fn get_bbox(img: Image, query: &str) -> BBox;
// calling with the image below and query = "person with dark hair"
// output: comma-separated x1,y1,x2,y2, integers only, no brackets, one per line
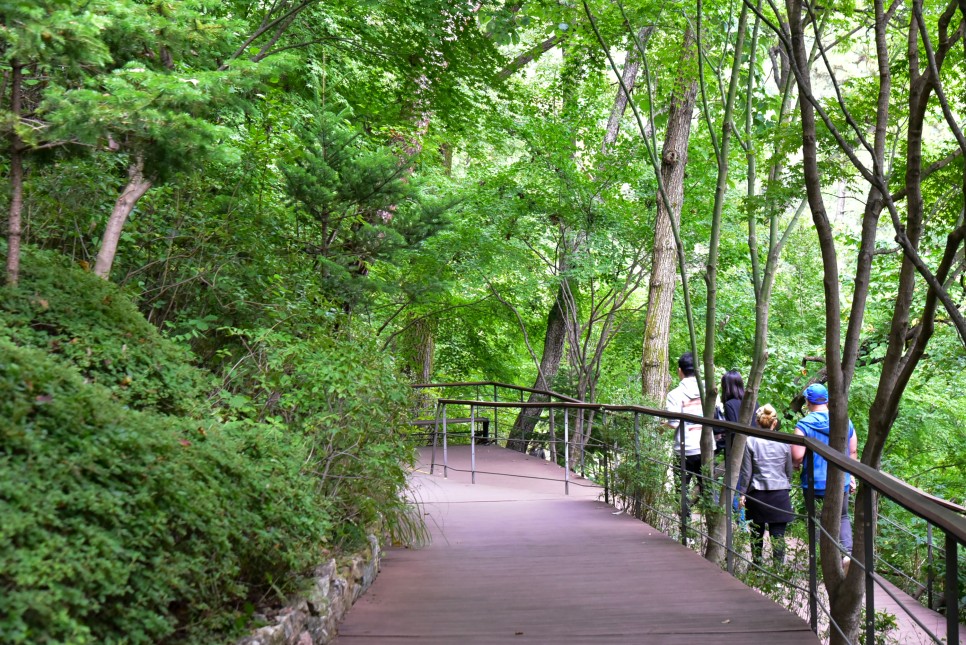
677,351,696,376
664,352,703,506
738,404,795,566
714,370,757,452
790,383,858,558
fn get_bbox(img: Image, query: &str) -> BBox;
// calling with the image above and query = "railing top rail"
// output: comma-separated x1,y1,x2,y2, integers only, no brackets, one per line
424,382,966,542
806,437,966,541
434,398,808,446
877,469,966,517
412,381,581,403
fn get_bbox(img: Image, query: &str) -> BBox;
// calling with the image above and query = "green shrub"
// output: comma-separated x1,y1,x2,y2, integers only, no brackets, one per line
0,248,210,416
217,326,420,548
0,340,330,643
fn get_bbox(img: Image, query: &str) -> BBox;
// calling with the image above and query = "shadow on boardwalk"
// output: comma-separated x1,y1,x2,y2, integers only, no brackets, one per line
335,445,816,644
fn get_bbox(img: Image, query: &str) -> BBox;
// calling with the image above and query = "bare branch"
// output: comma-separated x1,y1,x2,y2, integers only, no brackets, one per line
487,278,550,381
872,246,901,256
221,0,315,69
378,295,492,351
913,2,966,156
891,148,964,201
498,34,566,79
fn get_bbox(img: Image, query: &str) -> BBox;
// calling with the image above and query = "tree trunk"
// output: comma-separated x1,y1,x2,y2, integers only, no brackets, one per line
847,6,963,637
94,157,153,279
507,280,569,453
602,28,652,153
699,3,750,563
5,62,25,286
785,1,860,639
640,29,698,403
402,317,436,384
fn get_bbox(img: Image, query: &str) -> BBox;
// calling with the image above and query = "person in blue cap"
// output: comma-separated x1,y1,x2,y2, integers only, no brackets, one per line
790,383,858,556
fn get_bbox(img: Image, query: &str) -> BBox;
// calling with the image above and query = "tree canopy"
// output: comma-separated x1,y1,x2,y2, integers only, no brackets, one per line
2,0,964,641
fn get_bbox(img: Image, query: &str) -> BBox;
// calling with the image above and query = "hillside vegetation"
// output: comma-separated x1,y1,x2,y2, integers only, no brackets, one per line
0,250,412,642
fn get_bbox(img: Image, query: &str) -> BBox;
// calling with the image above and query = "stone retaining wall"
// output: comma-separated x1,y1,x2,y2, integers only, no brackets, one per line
237,535,381,645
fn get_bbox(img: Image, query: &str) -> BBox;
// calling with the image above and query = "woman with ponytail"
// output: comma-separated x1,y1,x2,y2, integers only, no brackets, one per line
737,404,795,566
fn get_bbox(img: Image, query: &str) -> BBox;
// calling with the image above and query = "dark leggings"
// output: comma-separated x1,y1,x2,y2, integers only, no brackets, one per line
672,455,703,517
750,522,787,566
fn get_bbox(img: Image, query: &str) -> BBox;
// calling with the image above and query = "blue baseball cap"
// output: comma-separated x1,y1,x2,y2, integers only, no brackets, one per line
804,383,828,404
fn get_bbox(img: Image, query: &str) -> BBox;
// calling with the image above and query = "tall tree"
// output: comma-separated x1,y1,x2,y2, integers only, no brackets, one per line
695,0,753,561
763,0,966,638
639,27,699,402
507,274,570,452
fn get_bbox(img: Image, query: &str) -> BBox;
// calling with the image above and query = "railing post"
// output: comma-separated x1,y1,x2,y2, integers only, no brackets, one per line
604,446,609,505
550,408,557,464
580,409,586,479
633,412,641,518
863,486,875,645
564,407,570,496
680,427,688,547
442,403,449,479
493,384,499,445
805,450,818,633
946,533,959,645
926,523,934,610
470,404,476,485
430,402,440,475
602,410,609,505
725,430,734,575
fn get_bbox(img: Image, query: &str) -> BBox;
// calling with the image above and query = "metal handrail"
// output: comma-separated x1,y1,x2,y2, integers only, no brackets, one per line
433,396,966,520
412,380,582,403
412,382,965,644
435,398,810,445
807,438,966,542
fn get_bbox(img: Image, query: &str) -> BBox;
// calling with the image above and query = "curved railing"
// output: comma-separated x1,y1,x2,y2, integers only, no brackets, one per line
408,382,965,645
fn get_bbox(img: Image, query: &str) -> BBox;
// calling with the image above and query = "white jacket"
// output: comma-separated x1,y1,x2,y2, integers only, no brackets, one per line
665,376,702,456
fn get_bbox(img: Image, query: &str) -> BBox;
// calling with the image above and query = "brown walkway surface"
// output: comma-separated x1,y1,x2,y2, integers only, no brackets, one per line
336,445,816,644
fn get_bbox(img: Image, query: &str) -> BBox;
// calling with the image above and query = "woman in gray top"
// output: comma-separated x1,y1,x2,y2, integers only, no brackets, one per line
738,405,795,566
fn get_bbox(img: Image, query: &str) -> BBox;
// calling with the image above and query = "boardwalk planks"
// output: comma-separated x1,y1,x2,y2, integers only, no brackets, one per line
336,446,816,644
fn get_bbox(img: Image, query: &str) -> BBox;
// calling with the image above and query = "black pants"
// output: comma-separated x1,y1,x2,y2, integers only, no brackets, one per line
750,521,788,565
675,454,703,515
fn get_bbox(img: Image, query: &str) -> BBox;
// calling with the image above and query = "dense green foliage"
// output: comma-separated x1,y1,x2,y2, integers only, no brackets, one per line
0,248,209,415
2,0,964,639
0,251,416,642
0,258,332,641
215,326,418,548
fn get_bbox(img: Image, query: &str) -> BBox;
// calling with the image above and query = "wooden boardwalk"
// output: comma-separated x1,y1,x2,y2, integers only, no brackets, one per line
336,445,816,644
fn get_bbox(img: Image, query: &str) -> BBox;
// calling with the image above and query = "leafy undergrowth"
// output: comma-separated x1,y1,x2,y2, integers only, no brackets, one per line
0,248,209,417
214,325,422,551
0,339,331,643
0,251,343,643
